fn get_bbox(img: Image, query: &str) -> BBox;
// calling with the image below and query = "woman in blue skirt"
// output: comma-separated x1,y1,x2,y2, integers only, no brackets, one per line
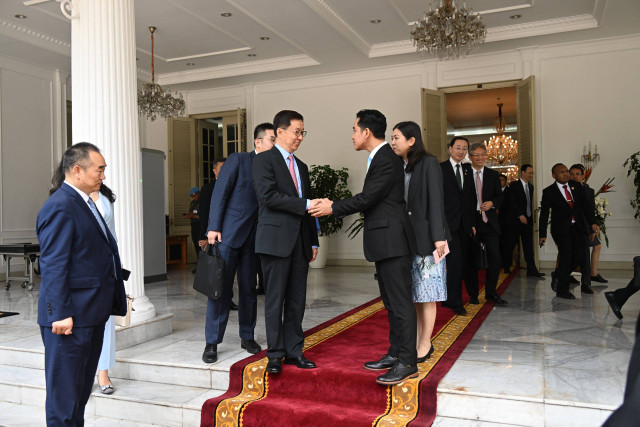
391,121,450,362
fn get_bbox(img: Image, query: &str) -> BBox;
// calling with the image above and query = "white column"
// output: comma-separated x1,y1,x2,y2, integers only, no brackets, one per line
70,0,155,323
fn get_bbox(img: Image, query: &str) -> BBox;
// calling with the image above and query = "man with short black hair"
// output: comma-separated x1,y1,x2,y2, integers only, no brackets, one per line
440,136,477,315
504,164,544,278
201,124,275,364
539,163,600,299
37,142,127,425
252,110,320,375
310,109,418,385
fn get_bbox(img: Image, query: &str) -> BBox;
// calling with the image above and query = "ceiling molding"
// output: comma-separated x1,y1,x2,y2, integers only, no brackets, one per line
592,0,607,25
226,0,317,60
302,0,370,56
0,19,70,56
166,47,252,62
487,14,598,43
369,13,599,58
161,0,252,47
157,54,320,85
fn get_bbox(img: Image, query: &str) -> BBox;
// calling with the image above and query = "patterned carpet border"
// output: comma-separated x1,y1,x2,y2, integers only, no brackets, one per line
205,268,519,426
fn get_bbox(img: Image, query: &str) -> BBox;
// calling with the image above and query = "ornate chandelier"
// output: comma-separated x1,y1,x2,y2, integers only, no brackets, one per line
485,102,518,166
137,26,185,121
411,0,487,61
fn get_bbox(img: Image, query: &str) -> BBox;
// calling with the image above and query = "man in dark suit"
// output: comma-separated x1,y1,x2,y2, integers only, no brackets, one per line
505,164,545,278
201,124,275,364
252,110,319,375
539,163,599,299
37,142,127,426
498,174,512,272
198,158,226,246
440,137,477,315
467,143,507,305
310,109,418,385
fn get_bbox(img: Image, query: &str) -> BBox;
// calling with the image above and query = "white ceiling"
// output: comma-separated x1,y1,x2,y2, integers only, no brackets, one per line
0,0,639,91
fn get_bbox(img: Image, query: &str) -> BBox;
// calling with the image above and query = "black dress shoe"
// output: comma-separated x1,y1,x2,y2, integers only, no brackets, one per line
605,291,623,319
556,291,576,300
551,271,558,293
229,301,239,311
376,362,418,385
241,339,262,354
591,274,609,283
266,358,282,374
202,344,217,364
581,285,594,294
569,276,580,284
284,355,317,369
468,297,480,305
364,354,398,371
527,272,546,278
417,344,435,363
486,295,508,306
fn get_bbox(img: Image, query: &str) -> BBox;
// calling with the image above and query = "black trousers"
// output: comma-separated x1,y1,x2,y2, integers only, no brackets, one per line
552,224,590,293
504,217,539,273
604,309,640,426
611,256,640,309
41,324,105,427
469,216,501,298
260,234,309,359
375,254,416,365
446,228,473,308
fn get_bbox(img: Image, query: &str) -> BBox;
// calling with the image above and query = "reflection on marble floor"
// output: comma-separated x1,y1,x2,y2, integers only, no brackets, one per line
1,265,638,426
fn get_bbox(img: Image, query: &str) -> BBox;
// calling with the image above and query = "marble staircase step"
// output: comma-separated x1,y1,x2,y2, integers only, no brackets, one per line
0,364,224,426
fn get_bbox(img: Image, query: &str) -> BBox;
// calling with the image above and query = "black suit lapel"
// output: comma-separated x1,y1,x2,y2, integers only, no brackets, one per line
408,159,421,205
444,160,462,193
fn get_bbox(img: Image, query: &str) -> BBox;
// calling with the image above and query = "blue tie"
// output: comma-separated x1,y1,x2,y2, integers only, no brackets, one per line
366,157,372,172
87,198,108,238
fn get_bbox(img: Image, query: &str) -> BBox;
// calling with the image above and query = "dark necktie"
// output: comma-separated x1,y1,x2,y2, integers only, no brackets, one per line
455,164,462,190
525,184,531,217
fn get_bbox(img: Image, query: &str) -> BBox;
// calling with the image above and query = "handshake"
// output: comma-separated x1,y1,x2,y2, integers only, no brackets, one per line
309,198,334,217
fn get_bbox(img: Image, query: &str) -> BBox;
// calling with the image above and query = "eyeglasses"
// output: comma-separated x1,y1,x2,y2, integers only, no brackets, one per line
282,128,307,138
469,153,487,157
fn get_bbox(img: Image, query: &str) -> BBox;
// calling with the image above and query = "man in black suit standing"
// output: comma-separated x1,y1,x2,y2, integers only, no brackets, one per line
440,137,477,315
252,110,319,375
539,163,599,299
498,174,512,272
468,143,507,305
311,109,418,385
505,164,545,278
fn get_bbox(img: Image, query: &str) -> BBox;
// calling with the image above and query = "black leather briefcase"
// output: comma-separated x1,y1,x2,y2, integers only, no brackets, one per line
193,242,225,300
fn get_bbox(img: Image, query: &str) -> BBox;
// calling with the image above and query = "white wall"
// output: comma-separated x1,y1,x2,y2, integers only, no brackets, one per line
0,56,66,272
174,34,640,265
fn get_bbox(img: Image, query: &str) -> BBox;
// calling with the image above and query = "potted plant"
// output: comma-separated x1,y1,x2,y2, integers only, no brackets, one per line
309,165,352,268
624,150,640,221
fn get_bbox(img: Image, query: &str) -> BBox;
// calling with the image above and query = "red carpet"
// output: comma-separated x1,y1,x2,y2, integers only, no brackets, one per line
202,268,518,426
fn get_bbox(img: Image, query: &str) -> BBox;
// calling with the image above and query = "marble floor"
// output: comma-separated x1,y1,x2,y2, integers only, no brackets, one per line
0,263,637,426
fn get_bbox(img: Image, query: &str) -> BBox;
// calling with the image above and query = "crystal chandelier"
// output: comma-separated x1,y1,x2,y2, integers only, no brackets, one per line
485,102,518,166
411,0,487,61
137,26,185,121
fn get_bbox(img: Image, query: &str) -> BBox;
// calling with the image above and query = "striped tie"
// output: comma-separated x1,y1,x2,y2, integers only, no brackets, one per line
87,198,108,238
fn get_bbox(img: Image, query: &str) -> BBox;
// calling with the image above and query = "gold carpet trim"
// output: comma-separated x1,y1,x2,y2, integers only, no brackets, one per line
215,300,386,426
374,272,509,427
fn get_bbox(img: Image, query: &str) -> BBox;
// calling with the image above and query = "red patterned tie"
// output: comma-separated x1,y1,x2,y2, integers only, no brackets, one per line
288,154,300,196
563,185,575,222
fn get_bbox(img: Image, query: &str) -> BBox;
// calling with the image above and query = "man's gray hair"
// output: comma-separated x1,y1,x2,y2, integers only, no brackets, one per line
469,142,487,153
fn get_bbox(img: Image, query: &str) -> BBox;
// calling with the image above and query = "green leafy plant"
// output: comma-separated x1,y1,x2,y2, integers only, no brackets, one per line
309,165,353,236
623,150,640,221
345,213,364,239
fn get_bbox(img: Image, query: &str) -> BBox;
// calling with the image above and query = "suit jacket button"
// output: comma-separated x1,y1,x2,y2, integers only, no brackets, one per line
408,211,412,216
